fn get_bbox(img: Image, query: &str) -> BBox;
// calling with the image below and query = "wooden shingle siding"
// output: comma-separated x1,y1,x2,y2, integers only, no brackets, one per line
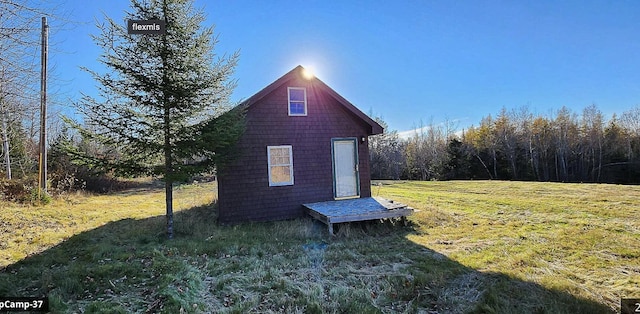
217,67,380,224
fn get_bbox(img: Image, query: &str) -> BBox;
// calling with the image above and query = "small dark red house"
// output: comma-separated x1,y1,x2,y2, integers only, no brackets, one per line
217,65,383,224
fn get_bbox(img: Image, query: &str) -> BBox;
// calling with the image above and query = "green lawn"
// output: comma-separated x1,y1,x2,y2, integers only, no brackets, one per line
375,180,640,313
1,180,637,313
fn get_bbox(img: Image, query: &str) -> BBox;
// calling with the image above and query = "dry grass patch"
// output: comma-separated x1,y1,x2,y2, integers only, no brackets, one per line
0,180,630,313
0,179,215,268
376,180,640,312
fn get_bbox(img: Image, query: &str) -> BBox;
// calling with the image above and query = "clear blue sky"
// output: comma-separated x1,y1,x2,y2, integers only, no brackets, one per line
51,0,640,134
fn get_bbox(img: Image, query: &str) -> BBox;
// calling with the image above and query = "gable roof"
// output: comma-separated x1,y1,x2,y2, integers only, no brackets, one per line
237,65,383,135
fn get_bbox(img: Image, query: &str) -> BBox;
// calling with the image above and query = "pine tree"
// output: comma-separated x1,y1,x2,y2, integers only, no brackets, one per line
68,0,243,238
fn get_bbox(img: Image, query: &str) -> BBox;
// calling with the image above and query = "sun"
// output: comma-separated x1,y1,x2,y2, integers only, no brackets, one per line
301,66,315,80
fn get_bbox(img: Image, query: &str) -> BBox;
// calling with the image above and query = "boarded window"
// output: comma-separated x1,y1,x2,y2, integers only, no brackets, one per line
288,87,307,116
267,145,294,186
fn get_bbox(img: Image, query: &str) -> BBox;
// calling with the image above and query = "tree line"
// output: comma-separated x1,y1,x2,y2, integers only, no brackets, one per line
0,1,70,184
370,104,640,184
1,0,47,181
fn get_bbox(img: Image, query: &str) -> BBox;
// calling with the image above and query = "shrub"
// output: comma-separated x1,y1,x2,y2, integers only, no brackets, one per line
29,187,52,205
0,177,35,203
49,172,86,195
49,153,133,194
0,177,51,204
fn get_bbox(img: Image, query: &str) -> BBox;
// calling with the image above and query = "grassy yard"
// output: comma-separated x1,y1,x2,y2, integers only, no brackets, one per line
0,180,638,313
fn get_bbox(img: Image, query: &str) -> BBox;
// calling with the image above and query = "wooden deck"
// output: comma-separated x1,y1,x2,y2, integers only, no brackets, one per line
303,197,413,235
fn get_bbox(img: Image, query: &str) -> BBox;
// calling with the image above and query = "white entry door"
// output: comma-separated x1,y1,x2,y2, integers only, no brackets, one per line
332,138,360,199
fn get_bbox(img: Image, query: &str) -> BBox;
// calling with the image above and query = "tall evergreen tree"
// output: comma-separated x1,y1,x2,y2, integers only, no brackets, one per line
67,0,243,238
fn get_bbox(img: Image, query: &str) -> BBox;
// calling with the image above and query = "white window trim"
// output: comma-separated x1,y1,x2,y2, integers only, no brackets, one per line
267,145,294,186
287,87,307,116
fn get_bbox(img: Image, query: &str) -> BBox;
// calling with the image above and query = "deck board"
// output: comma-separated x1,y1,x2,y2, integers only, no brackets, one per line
303,197,413,234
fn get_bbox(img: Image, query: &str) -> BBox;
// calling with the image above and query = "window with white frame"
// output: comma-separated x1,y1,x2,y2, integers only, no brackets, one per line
267,145,294,186
288,87,307,116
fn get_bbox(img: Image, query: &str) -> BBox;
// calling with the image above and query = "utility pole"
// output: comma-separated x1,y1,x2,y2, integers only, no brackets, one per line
38,16,48,192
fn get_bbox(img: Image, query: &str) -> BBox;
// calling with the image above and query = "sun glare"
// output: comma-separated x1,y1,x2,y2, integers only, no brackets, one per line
302,66,315,79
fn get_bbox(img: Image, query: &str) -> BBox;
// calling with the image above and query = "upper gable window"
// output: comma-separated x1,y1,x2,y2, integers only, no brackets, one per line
288,87,307,116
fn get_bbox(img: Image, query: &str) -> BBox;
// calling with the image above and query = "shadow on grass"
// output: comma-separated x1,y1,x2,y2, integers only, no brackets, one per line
0,204,613,313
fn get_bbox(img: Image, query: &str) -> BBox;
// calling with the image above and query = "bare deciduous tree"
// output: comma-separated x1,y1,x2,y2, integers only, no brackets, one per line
0,0,67,180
